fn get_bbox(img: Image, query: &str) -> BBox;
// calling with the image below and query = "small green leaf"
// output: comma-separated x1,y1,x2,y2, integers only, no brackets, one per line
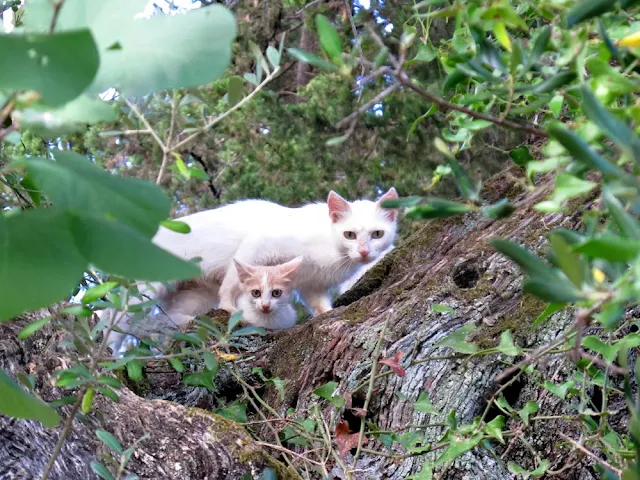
168,358,184,373
582,336,619,363
573,236,640,263
81,387,94,414
406,199,475,219
484,415,505,443
313,381,345,408
519,71,576,95
0,371,60,427
315,15,342,64
566,0,614,28
543,379,575,399
548,232,585,288
415,392,439,415
509,145,534,166
490,239,553,279
216,401,247,423
517,401,539,425
127,361,143,382
435,323,478,354
432,304,455,313
227,75,244,107
203,351,218,372
160,219,191,234
482,199,515,220
96,386,120,403
17,316,52,339
549,95,563,118
525,26,551,73
82,281,119,304
96,429,123,454
532,303,564,328
497,330,521,356
405,43,437,66
90,461,115,480
266,46,280,69
230,326,267,337
434,432,483,466
508,459,550,478
287,48,338,72
603,190,640,240
326,135,347,146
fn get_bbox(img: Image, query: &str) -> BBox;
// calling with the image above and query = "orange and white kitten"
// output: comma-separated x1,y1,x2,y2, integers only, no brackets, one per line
234,256,302,329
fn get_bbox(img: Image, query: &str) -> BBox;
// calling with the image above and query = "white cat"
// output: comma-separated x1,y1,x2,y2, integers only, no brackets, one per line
215,188,399,315
338,244,395,295
234,256,302,329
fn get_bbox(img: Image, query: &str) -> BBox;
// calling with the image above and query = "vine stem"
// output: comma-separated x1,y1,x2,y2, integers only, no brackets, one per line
351,315,389,470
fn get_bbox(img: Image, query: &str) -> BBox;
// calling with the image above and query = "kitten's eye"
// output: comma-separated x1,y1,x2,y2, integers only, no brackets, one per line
272,289,283,298
251,289,261,298
343,231,357,240
371,230,385,239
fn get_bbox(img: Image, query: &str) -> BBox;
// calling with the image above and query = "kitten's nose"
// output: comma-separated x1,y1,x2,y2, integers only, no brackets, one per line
358,248,370,260
260,305,271,313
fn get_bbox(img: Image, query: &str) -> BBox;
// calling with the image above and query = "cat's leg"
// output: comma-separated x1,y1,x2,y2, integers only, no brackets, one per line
219,264,242,313
299,289,333,316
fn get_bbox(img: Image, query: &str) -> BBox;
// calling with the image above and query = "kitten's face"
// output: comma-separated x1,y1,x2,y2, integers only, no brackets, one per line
234,257,302,314
327,188,398,264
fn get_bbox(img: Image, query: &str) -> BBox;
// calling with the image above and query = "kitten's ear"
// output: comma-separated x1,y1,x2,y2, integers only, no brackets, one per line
376,187,399,222
278,256,303,283
234,259,256,283
327,191,351,223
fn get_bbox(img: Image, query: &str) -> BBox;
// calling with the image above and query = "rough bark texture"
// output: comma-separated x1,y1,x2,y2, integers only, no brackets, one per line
1,167,625,479
0,312,293,480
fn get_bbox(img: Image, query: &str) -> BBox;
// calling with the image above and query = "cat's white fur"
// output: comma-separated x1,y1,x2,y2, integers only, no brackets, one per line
234,256,302,329
338,244,395,295
215,189,399,315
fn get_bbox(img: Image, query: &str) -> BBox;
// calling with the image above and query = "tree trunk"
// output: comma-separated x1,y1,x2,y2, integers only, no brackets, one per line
1,167,619,479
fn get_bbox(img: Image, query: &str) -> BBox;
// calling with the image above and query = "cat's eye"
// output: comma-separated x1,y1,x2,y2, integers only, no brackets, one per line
272,289,283,298
371,230,385,239
251,289,261,298
343,231,357,240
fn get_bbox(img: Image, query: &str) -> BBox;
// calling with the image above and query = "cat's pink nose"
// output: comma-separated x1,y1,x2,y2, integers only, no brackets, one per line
358,249,370,260
260,305,271,313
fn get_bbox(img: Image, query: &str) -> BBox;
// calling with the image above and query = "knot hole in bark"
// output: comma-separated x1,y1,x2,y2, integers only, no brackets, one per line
451,258,485,289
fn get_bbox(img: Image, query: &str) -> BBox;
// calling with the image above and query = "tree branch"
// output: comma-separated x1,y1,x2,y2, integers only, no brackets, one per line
336,84,398,129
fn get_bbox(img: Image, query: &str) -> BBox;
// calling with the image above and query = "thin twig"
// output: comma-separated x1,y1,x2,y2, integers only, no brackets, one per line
255,442,323,466
336,84,398,129
156,90,180,185
558,433,623,477
49,0,64,34
124,99,167,152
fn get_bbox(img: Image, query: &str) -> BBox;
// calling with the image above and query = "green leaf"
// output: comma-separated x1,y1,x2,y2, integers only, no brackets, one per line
27,151,171,237
0,29,99,107
0,370,60,427
508,459,550,478
82,281,119,304
517,401,539,425
230,326,267,337
406,199,475,219
17,316,52,339
581,86,640,166
126,360,143,382
313,381,345,408
315,15,342,64
266,46,281,69
168,358,184,373
553,173,597,203
405,43,437,67
19,174,42,207
524,26,551,73
203,351,218,372
326,135,347,146
480,3,527,30
432,304,455,313
96,429,123,454
227,76,244,108
582,336,619,363
96,386,120,403
14,95,116,137
183,367,218,391
532,303,564,328
484,415,505,443
46,2,237,97
415,392,439,415
0,208,86,320
227,310,244,333
434,433,483,466
549,95,564,118
160,219,191,235
543,379,575,399
523,278,581,303
216,401,247,423
81,387,94,414
547,123,625,179
482,199,515,220
566,0,614,28
435,323,478,354
603,190,640,240
497,330,521,356
509,145,534,166
573,236,640,263
490,239,553,279
287,48,338,72
520,71,576,95
70,214,200,281
90,461,115,480
441,152,479,202
548,232,585,288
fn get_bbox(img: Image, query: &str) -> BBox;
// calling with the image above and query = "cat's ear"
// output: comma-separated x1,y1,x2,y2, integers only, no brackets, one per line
277,256,303,283
376,187,399,222
328,191,351,223
234,259,256,283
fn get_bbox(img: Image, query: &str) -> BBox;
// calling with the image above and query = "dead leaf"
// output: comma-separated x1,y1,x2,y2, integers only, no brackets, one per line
379,350,406,377
335,420,368,458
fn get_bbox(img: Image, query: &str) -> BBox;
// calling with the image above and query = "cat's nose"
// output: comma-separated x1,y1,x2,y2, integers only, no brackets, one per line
358,248,370,260
260,304,271,313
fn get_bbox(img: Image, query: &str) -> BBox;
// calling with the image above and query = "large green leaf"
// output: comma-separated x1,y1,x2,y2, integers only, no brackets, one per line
573,236,640,263
69,215,200,281
27,151,171,237
0,208,86,320
315,14,343,65
14,95,116,138
434,323,478,354
603,189,640,240
26,0,237,97
0,370,60,427
0,29,99,106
